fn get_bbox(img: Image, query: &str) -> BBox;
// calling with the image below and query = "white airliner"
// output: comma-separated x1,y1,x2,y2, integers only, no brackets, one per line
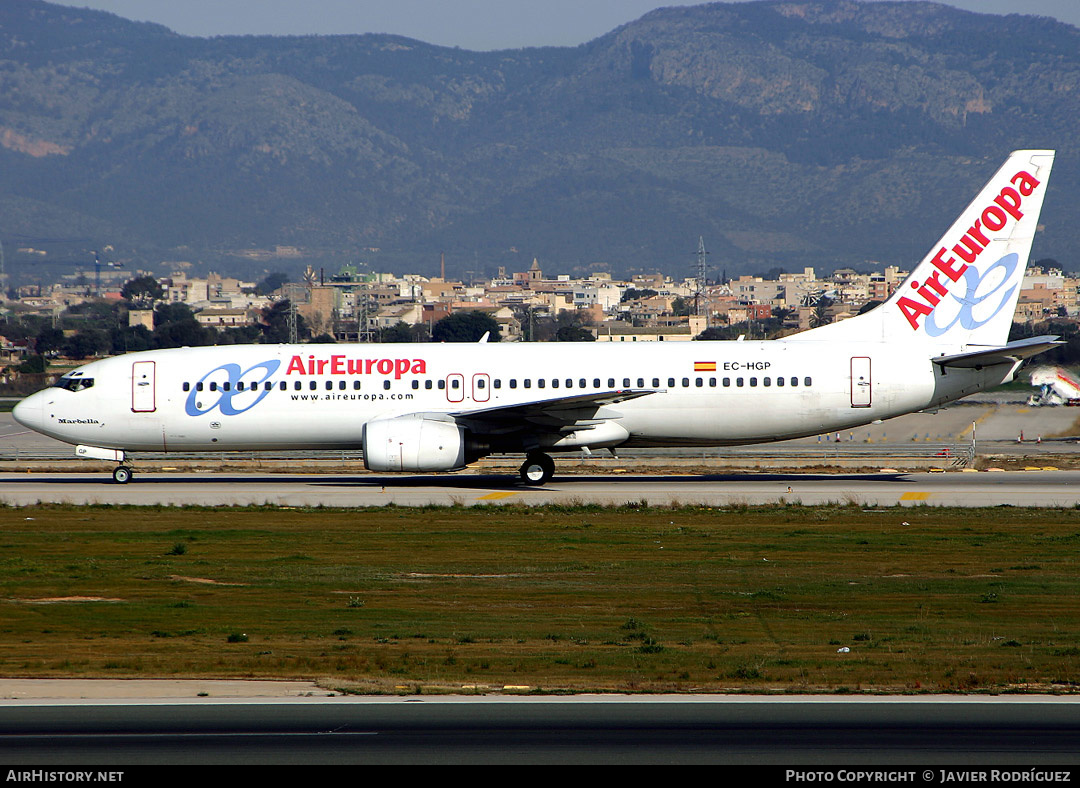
13,149,1059,485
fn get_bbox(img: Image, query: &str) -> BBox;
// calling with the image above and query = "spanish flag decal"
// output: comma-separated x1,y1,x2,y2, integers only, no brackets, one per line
694,361,716,372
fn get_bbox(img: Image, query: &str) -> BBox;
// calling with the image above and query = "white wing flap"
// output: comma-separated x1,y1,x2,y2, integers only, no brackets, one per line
451,389,657,432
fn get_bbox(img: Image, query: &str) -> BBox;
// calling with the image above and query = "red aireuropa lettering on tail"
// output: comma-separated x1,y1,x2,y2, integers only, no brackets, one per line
895,169,1040,331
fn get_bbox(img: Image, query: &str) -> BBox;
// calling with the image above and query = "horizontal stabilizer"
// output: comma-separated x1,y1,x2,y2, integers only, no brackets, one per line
931,335,1061,369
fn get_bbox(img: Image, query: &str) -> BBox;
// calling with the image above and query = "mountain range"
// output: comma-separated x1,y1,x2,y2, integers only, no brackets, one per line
0,0,1078,284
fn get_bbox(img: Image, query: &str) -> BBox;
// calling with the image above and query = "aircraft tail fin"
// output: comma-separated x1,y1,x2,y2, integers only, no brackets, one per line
788,149,1055,347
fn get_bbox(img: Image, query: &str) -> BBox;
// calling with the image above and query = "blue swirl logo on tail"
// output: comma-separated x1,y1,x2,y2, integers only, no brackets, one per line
924,253,1019,338
185,360,280,416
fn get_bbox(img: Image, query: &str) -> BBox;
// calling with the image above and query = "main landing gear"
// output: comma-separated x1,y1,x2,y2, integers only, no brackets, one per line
518,452,554,486
112,465,134,484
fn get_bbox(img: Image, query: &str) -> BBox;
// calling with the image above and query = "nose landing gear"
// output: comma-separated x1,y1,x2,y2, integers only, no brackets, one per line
112,465,133,484
518,452,554,485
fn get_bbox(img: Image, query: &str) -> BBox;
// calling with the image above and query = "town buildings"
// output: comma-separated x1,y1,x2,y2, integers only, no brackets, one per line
4,258,1080,362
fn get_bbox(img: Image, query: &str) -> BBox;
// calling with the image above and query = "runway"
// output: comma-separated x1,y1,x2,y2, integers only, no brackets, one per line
1,468,1079,507
3,692,1080,764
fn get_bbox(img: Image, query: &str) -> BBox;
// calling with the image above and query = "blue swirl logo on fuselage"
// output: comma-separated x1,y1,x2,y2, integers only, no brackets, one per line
185,360,280,417
924,253,1019,338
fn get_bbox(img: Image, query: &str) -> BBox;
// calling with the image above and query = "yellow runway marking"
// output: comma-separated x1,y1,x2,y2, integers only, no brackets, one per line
477,492,519,501
900,492,930,501
958,407,995,439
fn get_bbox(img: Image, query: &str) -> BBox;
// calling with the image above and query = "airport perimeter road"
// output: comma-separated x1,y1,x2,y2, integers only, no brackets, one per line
0,469,1078,507
2,694,1080,764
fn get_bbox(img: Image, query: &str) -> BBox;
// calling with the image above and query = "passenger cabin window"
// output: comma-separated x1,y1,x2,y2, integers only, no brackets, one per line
383,380,391,390
182,382,190,392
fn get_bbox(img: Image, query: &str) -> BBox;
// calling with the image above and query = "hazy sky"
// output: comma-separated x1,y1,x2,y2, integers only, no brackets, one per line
51,1,1080,50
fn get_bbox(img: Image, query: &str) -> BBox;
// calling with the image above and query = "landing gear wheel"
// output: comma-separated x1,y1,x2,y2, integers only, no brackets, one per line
519,452,554,486
112,465,133,484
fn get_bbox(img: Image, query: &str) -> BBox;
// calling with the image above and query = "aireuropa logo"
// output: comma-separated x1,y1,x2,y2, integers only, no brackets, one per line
185,360,280,417
897,168,1040,332
923,252,1019,338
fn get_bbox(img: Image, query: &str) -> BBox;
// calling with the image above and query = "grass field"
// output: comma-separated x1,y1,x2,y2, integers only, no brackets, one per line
3,503,1080,694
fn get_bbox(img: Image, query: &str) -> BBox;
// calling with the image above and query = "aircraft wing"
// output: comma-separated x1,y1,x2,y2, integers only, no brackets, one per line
450,389,658,433
931,336,1062,369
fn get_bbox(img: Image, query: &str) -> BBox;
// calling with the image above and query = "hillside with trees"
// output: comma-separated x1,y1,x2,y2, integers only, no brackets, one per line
0,0,1078,283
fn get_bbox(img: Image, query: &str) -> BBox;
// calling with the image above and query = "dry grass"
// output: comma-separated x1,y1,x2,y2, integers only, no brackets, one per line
2,503,1080,694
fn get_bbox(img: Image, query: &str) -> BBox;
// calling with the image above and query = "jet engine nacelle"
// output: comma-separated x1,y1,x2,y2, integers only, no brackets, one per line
362,414,470,472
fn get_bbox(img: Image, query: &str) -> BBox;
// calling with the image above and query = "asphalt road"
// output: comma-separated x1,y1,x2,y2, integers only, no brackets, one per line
3,695,1080,765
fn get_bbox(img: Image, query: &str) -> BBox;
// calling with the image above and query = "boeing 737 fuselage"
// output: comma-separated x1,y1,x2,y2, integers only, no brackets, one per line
13,150,1060,484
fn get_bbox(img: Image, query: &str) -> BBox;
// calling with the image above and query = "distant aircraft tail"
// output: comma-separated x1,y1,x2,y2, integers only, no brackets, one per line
788,149,1055,348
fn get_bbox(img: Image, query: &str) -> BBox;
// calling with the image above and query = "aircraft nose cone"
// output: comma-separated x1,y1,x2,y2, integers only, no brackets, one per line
12,392,43,430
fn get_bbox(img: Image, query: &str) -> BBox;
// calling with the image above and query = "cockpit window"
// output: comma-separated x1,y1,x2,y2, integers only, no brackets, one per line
53,377,94,392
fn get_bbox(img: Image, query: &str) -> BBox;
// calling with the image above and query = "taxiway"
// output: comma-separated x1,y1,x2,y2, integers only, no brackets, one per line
0,468,1078,507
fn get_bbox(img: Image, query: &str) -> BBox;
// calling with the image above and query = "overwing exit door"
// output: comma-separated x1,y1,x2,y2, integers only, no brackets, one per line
472,373,490,403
